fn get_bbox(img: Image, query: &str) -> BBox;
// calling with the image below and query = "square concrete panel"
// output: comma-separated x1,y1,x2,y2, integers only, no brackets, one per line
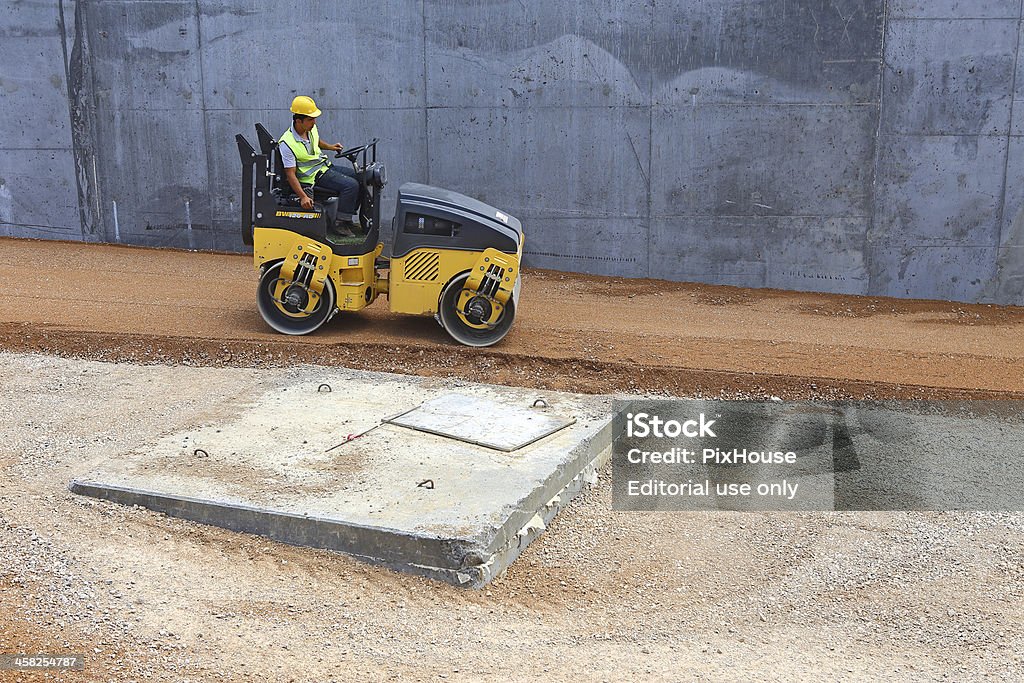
881,19,1017,136
993,138,1024,303
520,217,649,278
998,136,1024,249
388,393,575,452
991,246,1024,303
198,0,425,111
651,0,883,106
87,0,204,112
873,134,1005,246
425,0,652,108
887,1,1020,19
1010,22,1024,137
650,216,870,295
0,34,73,148
201,108,280,242
651,105,876,218
70,368,612,587
427,106,650,221
91,109,210,245
866,244,997,302
0,150,81,239
649,217,769,288
762,217,870,295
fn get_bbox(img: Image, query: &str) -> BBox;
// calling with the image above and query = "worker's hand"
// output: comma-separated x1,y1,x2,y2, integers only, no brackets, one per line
330,143,343,152
300,194,314,210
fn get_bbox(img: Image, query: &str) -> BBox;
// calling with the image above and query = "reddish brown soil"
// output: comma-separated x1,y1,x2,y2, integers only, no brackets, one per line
2,237,1023,680
2,237,1021,399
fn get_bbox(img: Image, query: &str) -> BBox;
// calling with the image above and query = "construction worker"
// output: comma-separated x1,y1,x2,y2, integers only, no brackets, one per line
279,95,359,225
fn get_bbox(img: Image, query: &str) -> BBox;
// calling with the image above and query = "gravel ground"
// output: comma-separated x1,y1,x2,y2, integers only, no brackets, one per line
2,352,1023,681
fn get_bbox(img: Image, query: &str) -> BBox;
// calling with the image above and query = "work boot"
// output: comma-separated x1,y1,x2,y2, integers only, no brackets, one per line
330,218,359,239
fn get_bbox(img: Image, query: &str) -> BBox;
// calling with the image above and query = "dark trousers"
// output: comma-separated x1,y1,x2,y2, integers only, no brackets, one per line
312,164,359,215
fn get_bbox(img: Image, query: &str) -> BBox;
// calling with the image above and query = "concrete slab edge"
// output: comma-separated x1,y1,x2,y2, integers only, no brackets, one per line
67,480,477,583
466,441,613,588
478,418,614,558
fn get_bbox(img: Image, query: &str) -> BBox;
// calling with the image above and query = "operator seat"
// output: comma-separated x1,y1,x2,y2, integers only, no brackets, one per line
253,123,338,218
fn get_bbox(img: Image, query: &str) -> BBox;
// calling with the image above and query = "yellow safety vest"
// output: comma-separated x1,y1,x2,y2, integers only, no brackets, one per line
279,125,329,184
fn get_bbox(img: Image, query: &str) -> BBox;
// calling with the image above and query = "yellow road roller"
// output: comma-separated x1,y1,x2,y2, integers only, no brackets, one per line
235,124,522,347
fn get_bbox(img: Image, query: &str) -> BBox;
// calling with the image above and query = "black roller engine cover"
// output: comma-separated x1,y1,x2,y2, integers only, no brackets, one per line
392,183,522,258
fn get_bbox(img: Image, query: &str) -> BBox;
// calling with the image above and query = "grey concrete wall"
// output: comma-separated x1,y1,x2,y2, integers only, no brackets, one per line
2,0,1023,304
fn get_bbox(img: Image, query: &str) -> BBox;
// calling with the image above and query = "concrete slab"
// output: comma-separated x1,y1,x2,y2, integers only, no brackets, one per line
880,18,1017,136
425,0,652,108
651,104,876,219
86,0,204,114
426,105,651,222
651,1,883,106
198,0,426,111
871,133,1005,246
387,393,576,452
520,217,649,278
649,216,870,295
0,31,74,148
1012,21,1024,137
888,0,1019,19
89,108,211,247
70,369,612,588
0,150,82,239
866,243,998,302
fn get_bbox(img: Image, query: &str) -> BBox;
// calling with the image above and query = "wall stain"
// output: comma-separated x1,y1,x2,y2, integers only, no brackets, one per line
58,0,100,239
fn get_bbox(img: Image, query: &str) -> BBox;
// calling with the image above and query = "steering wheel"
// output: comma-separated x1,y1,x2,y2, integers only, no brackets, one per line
335,144,368,160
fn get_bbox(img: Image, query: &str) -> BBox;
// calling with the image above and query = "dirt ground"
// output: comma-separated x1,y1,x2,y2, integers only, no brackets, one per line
1,237,1023,682
1,238,1022,400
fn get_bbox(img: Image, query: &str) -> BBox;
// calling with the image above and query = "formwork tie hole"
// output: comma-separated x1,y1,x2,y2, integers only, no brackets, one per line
318,384,332,393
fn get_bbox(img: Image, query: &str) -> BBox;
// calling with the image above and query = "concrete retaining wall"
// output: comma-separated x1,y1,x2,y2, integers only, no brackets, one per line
3,0,1023,304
